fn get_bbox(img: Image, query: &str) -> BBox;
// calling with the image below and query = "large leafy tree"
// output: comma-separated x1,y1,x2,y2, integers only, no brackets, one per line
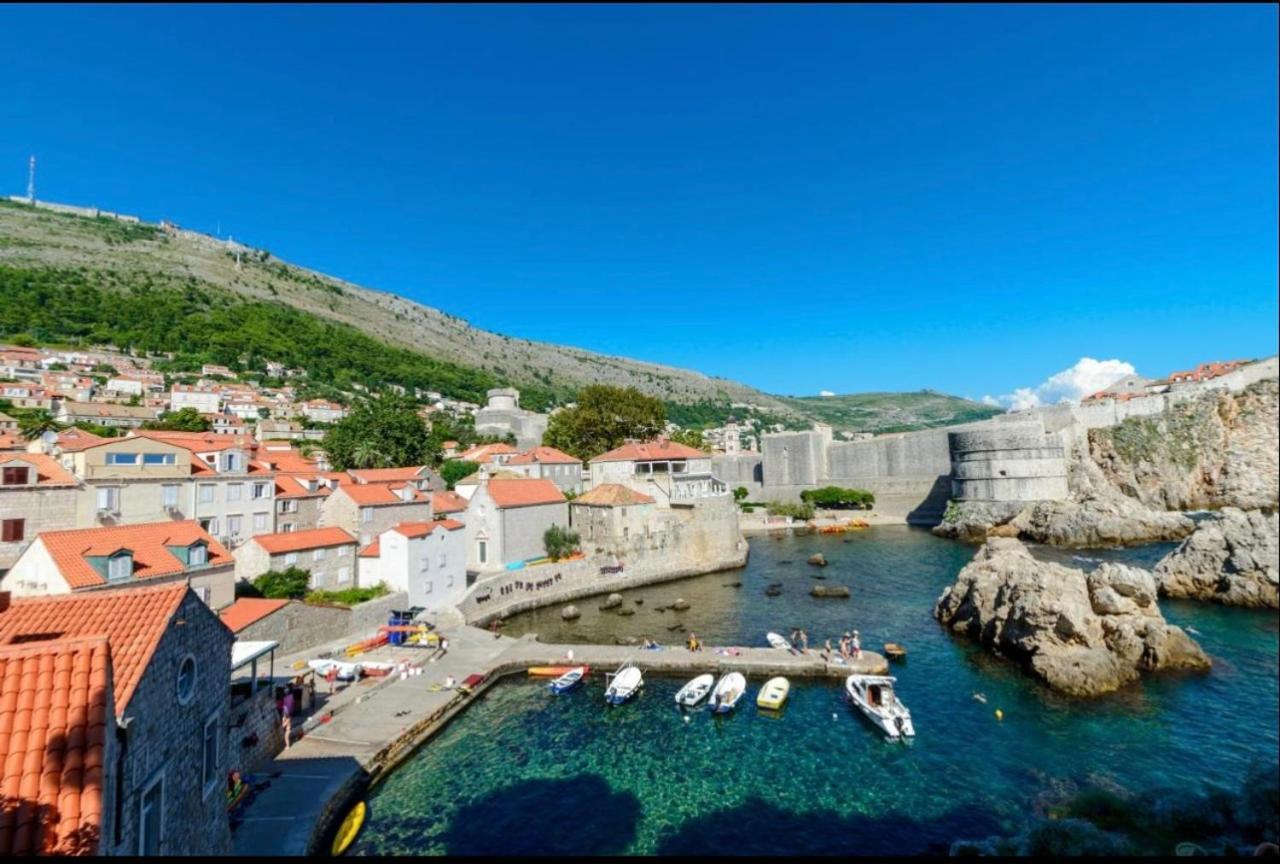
323,392,429,471
543,385,666,461
439,459,480,490
142,407,210,432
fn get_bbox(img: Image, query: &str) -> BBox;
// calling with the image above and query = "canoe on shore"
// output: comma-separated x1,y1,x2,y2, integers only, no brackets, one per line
330,800,367,856
528,665,590,677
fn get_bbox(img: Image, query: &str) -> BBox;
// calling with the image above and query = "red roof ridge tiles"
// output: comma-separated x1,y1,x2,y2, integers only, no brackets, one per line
251,527,356,555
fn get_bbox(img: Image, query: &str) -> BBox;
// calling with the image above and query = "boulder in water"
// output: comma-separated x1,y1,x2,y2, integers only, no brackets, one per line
670,598,690,611
810,585,850,598
601,593,624,610
560,605,581,621
807,553,828,567
1154,508,1278,608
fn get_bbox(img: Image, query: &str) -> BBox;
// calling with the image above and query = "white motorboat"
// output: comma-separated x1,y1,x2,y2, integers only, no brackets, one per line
605,664,643,706
766,632,792,651
674,673,715,707
708,672,747,714
548,666,587,694
307,658,361,680
845,674,915,739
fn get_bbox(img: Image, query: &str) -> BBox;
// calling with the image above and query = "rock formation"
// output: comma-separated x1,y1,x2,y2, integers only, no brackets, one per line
1154,508,1279,609
810,585,850,598
560,604,581,621
600,593,623,610
807,553,828,567
934,538,1210,696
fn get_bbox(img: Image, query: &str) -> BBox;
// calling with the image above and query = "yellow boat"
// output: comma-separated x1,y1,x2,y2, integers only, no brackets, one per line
331,800,367,856
756,676,790,710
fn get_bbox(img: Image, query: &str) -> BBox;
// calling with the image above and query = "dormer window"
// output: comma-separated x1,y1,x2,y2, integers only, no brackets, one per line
225,453,241,472
1,465,31,486
189,542,208,566
107,551,133,582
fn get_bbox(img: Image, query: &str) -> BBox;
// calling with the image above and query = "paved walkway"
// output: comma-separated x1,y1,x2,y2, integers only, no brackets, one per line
230,625,888,855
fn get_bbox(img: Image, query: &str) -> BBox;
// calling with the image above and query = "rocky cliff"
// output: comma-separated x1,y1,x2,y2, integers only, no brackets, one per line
934,538,1210,697
1154,508,1279,609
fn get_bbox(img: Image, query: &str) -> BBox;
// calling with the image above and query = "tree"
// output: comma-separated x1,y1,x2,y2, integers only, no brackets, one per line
143,407,210,432
543,524,581,561
543,385,666,461
17,409,61,441
252,567,312,599
322,392,429,471
440,459,480,490
669,427,708,452
733,486,749,504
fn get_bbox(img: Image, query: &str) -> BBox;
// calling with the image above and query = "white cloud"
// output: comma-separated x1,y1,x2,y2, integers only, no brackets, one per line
819,390,836,397
983,358,1137,411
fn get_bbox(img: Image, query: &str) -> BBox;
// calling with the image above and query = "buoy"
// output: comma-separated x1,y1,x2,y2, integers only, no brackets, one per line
832,713,838,720
995,708,1004,721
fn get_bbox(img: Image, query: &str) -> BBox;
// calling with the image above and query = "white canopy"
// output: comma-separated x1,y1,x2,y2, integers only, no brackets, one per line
231,640,279,670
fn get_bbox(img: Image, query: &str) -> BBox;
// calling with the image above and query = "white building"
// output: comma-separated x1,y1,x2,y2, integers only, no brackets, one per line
588,438,725,504
169,385,222,414
464,477,568,572
358,519,467,611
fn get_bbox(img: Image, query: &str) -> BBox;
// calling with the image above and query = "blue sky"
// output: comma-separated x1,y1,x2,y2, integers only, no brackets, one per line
2,4,1275,402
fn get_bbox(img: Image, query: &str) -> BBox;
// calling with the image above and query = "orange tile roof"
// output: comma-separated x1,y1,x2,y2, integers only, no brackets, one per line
0,635,111,856
572,483,656,506
390,519,465,539
456,442,518,464
274,474,340,499
218,598,290,633
506,446,580,466
0,453,77,487
348,466,428,484
357,540,380,558
129,429,253,453
590,439,707,463
339,482,427,507
54,428,109,452
251,527,356,555
36,521,233,590
486,478,566,509
431,491,468,514
258,448,317,473
0,432,22,451
0,582,190,711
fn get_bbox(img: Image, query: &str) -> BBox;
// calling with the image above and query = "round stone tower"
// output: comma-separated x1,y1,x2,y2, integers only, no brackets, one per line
486,388,519,411
948,422,1069,502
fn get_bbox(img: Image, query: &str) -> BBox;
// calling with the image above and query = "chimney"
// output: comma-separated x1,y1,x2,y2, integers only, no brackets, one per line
0,591,10,614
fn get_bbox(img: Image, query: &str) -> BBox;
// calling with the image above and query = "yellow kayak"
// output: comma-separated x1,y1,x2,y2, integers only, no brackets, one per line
756,676,790,710
331,800,366,856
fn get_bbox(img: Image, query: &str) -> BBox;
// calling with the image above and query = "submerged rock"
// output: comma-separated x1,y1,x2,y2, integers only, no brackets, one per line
1154,508,1279,608
560,605,581,621
810,585,850,598
807,553,828,567
670,598,690,611
933,537,1210,697
600,593,624,610
617,607,636,617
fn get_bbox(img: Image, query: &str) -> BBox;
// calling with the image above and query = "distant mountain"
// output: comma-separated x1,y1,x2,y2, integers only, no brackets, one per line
0,198,1001,432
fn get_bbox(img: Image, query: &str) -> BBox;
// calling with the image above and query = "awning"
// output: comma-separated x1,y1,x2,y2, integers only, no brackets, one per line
231,640,279,670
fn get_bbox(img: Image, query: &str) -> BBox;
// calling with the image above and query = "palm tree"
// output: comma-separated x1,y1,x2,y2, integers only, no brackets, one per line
17,409,61,441
351,439,387,469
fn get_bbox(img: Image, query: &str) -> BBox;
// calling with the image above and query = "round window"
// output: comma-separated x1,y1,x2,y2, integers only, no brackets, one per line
177,655,197,705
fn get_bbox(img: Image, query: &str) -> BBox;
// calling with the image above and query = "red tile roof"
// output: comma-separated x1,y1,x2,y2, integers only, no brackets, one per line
0,582,190,711
0,453,77,487
431,491,468,514
129,429,251,453
251,527,356,555
348,466,428,484
218,598,290,633
455,442,518,464
506,446,580,466
590,439,707,463
257,448,318,473
390,520,465,539
36,521,233,590
54,428,109,453
0,636,111,856
486,478,566,509
339,482,427,507
572,484,656,506
357,540,380,558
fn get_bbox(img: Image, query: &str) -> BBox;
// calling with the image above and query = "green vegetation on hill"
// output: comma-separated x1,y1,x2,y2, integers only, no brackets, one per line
777,390,1002,434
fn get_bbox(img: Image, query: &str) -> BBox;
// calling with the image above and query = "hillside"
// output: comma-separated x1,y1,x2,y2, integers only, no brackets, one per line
777,391,1002,434
0,198,1002,432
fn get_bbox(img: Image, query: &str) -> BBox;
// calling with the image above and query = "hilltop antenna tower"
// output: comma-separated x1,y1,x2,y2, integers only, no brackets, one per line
26,155,36,203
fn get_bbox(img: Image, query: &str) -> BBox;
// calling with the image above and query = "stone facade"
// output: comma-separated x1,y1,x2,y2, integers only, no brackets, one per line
234,532,359,590
0,457,77,572
948,422,1069,502
464,484,569,572
473,388,548,450
233,592,409,657
320,486,431,547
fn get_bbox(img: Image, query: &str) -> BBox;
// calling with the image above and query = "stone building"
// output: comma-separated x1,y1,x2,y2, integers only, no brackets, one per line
947,423,1070,503
1,520,236,610
0,452,78,574
503,445,584,494
234,526,358,589
320,481,431,547
570,484,656,547
0,583,238,855
464,477,568,572
473,388,548,450
272,473,340,533
589,439,726,504
357,519,466,610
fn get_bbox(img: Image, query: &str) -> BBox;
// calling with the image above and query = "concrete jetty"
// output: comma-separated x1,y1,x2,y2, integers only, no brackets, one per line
230,625,889,856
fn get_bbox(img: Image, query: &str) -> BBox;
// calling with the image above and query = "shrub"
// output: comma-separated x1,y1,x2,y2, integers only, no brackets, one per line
252,566,312,599
800,486,876,510
305,583,389,606
765,501,814,520
440,459,480,490
544,524,581,561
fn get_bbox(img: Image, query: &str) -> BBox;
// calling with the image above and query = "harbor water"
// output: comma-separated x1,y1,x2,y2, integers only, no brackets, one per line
350,527,1279,855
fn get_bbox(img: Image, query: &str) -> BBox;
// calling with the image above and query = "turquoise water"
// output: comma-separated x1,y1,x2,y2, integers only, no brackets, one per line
352,528,1279,855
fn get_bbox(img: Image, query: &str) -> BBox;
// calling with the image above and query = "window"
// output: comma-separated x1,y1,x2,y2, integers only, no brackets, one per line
96,486,119,511
194,585,211,605
227,515,242,537
227,483,243,502
314,546,326,561
139,773,163,856
254,512,268,531
280,499,298,514
477,540,487,565
189,543,208,566
225,453,241,472
281,524,295,533
252,483,269,500
198,484,215,503
1,519,24,542
107,553,132,581
337,566,350,584
207,517,219,536
285,552,297,566
1,466,30,485
105,452,138,465
177,654,197,705
202,713,220,797
162,484,180,508
143,452,176,465
361,507,374,524
423,580,433,594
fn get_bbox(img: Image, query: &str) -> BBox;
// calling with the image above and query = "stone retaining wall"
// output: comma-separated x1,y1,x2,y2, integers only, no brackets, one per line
236,592,409,656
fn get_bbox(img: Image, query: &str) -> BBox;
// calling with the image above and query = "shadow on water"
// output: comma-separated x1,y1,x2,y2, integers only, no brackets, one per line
653,796,1002,856
435,774,641,855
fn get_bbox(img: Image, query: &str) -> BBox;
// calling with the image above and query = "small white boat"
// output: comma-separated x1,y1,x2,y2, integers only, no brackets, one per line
674,673,715,707
709,672,747,714
605,665,643,706
307,658,360,680
548,666,587,694
845,674,915,740
766,632,792,651
756,676,790,710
